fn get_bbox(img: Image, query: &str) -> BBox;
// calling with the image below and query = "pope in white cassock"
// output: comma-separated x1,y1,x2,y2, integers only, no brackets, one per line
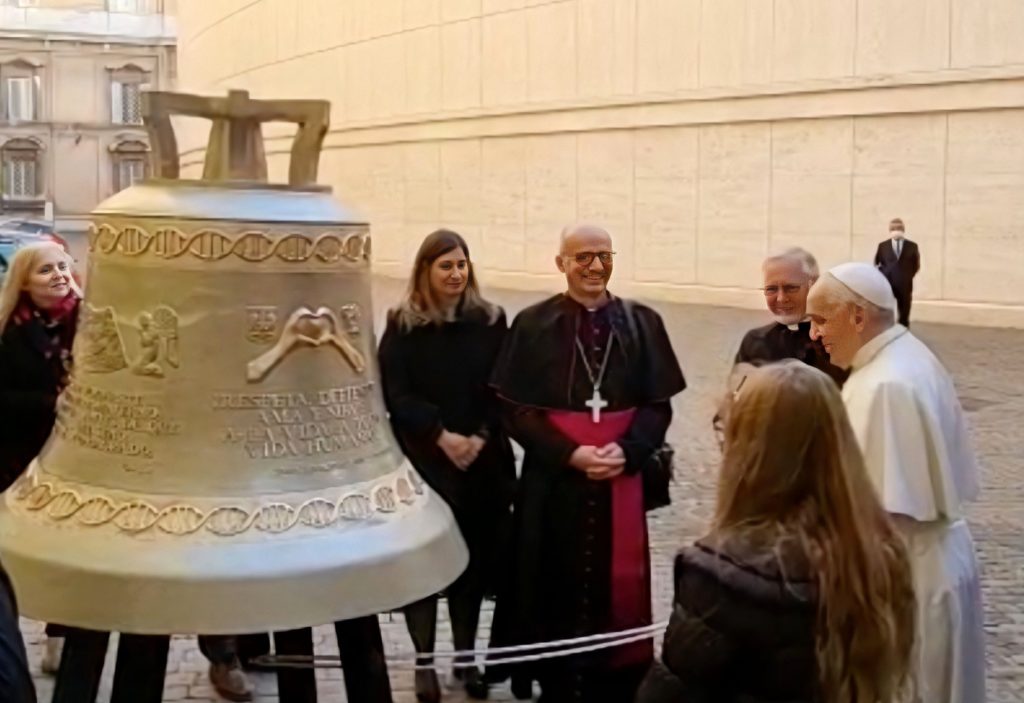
806,262,986,703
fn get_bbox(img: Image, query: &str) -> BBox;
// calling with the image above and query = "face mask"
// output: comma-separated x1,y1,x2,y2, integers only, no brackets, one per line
891,231,904,239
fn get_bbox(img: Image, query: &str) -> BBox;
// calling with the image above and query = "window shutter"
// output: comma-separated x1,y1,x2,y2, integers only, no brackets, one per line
124,82,141,124
32,73,40,121
1,160,11,198
6,77,33,122
24,156,37,197
2,79,11,122
111,80,124,124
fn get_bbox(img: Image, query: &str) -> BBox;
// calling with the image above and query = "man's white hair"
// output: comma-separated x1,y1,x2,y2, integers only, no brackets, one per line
812,274,896,326
763,246,819,279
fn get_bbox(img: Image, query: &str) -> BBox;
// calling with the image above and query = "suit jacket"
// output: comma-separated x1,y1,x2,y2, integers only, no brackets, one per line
874,238,920,296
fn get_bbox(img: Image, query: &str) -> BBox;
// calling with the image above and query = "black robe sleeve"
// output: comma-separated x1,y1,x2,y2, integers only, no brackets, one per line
619,400,673,475
475,310,509,440
501,401,577,472
734,328,759,365
377,315,444,444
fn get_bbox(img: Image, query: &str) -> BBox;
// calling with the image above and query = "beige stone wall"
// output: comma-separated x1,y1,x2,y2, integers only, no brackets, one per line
176,0,1024,327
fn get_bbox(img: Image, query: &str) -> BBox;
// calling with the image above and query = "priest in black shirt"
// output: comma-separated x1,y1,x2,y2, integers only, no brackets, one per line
491,224,685,703
736,247,847,387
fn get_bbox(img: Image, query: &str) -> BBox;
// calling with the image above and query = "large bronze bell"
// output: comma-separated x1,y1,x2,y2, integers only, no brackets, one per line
0,91,467,634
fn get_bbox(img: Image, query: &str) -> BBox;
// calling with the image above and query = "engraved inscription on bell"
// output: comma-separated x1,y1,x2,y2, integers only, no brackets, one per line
54,384,181,459
339,303,361,336
215,382,382,466
246,305,278,344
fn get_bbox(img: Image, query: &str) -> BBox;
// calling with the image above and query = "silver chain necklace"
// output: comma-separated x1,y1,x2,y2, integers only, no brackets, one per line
575,330,615,423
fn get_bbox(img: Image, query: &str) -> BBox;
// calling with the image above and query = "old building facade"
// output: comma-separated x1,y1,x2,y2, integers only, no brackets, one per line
0,0,175,234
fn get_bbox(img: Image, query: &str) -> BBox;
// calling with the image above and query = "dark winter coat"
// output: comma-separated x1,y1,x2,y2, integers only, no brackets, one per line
636,531,820,703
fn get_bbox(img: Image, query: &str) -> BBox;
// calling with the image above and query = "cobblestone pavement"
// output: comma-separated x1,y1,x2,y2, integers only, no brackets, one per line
19,277,1024,702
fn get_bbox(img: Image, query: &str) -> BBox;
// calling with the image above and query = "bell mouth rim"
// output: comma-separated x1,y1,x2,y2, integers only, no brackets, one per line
118,178,333,194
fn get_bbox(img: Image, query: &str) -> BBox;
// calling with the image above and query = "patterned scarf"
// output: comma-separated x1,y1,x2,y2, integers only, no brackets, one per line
11,292,80,390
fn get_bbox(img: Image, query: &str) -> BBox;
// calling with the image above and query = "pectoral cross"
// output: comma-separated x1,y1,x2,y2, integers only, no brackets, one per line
586,388,608,423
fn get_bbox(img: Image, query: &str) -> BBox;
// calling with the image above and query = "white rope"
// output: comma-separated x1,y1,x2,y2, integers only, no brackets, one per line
256,621,668,671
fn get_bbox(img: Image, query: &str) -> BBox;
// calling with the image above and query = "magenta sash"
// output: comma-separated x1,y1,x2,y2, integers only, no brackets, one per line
547,408,653,668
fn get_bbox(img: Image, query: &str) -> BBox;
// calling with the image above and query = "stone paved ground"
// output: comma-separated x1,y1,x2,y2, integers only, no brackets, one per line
19,277,1024,702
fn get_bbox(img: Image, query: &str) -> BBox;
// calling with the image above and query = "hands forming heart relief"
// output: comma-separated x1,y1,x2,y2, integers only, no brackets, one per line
246,306,366,382
290,307,338,346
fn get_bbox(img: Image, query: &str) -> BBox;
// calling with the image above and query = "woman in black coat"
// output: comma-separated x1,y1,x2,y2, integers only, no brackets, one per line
636,362,915,703
0,241,81,682
379,229,515,702
0,242,79,492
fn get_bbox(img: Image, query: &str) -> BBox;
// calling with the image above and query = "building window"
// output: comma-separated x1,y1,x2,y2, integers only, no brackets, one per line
1,139,41,201
107,0,159,13
112,140,148,192
110,67,150,125
1,62,39,123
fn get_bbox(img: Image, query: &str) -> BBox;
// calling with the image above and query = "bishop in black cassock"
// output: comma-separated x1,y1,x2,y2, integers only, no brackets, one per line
490,224,685,703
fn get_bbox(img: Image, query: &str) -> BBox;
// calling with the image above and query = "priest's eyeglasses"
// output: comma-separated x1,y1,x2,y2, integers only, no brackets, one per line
567,251,615,266
762,284,804,296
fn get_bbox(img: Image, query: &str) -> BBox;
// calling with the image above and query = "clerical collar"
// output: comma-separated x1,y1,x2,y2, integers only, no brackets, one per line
783,319,810,332
850,324,908,371
563,290,612,312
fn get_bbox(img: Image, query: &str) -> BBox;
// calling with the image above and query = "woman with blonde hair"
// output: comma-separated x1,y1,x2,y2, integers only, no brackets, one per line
637,361,915,703
0,240,81,678
0,241,81,489
379,229,515,701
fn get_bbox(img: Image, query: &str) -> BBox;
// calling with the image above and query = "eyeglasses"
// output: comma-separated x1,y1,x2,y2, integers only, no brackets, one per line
762,284,804,297
713,375,747,452
566,251,615,266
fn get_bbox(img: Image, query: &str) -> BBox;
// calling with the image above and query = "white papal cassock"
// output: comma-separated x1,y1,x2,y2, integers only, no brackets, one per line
843,324,986,703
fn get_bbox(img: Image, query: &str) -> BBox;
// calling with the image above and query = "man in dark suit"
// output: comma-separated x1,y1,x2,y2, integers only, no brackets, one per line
874,217,920,326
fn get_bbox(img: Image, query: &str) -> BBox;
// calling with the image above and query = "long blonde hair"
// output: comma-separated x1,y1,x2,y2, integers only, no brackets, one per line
393,229,498,330
0,241,81,333
715,361,915,703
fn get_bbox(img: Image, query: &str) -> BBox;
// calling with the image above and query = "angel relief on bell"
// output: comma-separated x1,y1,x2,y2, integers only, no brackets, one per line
130,306,180,378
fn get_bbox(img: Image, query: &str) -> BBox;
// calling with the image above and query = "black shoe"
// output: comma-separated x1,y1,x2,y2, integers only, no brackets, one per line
511,673,533,700
415,669,441,703
463,666,490,699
